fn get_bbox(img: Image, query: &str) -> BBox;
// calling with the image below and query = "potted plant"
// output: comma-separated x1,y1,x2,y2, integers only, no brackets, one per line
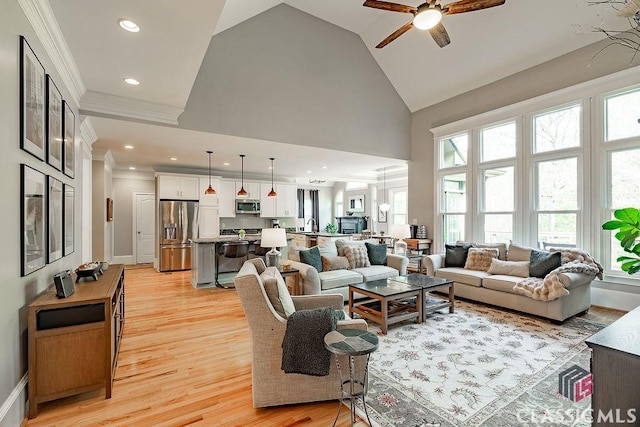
602,207,640,274
325,223,338,234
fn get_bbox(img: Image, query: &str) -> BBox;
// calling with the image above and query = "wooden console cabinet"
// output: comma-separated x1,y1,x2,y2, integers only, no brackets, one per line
28,264,125,418
585,306,640,426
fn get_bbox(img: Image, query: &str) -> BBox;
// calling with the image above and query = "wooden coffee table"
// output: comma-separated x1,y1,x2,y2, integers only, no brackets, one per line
349,280,423,334
389,274,454,321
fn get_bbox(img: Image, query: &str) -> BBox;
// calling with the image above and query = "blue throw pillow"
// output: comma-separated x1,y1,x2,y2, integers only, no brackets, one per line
445,244,472,267
529,249,562,278
299,246,323,272
365,242,387,265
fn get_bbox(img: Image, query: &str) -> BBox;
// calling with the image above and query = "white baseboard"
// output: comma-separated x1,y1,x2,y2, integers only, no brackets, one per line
0,373,27,423
591,287,640,311
112,255,134,265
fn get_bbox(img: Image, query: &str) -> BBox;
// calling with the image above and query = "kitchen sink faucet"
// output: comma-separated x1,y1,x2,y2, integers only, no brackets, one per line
307,218,318,233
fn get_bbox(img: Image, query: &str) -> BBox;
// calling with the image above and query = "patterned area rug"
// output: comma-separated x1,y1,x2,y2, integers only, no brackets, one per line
358,301,607,427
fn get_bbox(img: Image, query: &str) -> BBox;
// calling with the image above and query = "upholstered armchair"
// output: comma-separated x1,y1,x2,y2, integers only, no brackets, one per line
234,259,368,408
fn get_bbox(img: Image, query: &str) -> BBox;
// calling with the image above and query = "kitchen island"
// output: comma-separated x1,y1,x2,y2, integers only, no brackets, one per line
190,235,291,288
287,232,351,248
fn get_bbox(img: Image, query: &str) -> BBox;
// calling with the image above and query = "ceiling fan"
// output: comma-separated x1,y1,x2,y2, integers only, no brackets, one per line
363,0,506,48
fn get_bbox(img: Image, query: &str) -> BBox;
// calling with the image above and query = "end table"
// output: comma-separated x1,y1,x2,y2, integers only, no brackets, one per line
324,329,379,426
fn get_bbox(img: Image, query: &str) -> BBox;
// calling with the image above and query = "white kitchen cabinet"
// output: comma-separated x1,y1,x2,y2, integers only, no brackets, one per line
218,180,236,218
198,206,220,238
235,181,260,199
260,183,277,217
276,184,297,218
199,177,220,206
158,175,200,200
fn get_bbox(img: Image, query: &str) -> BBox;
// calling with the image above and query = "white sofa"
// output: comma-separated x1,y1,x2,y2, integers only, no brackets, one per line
287,239,409,300
423,243,598,322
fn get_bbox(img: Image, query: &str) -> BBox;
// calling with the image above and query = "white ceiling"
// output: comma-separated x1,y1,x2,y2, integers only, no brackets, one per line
47,0,621,180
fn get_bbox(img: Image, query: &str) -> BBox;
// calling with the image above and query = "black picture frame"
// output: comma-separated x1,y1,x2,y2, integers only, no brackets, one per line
378,206,388,223
20,36,46,161
64,184,75,256
63,101,75,178
47,176,63,263
21,164,46,276
46,75,63,170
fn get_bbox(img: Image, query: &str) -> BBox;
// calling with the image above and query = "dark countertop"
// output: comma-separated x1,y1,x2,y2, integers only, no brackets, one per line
191,234,292,244
288,232,350,237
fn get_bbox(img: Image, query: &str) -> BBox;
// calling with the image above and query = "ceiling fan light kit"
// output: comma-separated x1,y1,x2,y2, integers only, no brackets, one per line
363,0,506,48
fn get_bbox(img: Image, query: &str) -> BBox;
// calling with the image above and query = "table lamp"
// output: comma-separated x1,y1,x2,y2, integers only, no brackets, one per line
388,224,411,255
260,228,287,267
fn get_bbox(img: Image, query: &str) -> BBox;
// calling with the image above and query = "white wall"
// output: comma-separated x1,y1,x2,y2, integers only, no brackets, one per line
0,1,83,423
112,174,155,259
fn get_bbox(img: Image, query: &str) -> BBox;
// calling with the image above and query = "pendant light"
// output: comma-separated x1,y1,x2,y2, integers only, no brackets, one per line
204,150,216,195
267,157,277,198
379,167,390,212
237,154,248,197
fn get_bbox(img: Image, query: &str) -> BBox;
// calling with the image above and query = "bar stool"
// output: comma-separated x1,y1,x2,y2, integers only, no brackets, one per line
216,241,249,289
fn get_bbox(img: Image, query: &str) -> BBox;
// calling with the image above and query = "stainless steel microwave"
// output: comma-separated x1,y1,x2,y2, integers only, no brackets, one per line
236,199,261,214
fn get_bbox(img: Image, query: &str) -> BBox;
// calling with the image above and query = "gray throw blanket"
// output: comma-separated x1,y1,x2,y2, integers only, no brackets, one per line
281,307,345,376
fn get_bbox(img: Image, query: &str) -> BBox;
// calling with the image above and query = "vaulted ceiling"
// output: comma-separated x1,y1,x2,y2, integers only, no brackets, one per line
46,0,620,181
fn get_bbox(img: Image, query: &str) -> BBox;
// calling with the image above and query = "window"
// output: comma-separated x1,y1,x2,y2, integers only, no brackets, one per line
605,90,640,141
391,189,407,225
481,122,516,162
533,104,581,153
441,173,466,243
482,166,514,243
440,134,468,168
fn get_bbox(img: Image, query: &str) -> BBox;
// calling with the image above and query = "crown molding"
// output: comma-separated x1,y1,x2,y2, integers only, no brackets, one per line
79,116,98,146
80,91,184,125
93,150,116,170
18,0,85,106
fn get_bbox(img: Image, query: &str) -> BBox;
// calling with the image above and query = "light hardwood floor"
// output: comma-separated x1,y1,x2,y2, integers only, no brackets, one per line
23,266,625,427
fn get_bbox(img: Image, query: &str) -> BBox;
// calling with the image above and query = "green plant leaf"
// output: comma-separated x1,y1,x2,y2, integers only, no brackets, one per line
602,220,625,230
614,207,640,224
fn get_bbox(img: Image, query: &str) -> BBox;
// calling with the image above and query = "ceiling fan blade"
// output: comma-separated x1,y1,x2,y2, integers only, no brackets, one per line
443,0,505,15
429,22,451,48
363,0,417,14
376,21,414,48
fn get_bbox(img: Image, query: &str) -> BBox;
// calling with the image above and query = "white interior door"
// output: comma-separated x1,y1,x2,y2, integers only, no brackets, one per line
136,193,155,264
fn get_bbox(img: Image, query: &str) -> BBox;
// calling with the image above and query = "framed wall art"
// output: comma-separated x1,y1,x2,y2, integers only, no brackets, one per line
106,198,114,222
63,184,74,256
47,176,63,263
20,36,46,161
378,206,387,223
46,75,63,170
21,165,46,276
63,101,75,178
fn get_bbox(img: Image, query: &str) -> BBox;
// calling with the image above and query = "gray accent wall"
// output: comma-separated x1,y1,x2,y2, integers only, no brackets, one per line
179,4,411,160
112,176,155,257
0,1,83,423
409,38,640,244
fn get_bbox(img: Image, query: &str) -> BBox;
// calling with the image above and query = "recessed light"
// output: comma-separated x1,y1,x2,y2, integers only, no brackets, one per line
268,166,273,170
322,166,327,169
118,19,140,33
223,162,230,166
170,157,177,161
307,170,312,174
124,145,134,149
123,78,140,86
129,167,136,170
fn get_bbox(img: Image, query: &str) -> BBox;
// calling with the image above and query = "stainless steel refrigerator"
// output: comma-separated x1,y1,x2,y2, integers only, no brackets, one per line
159,200,199,272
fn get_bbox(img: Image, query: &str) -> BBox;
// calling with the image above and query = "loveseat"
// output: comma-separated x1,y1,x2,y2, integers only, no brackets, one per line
286,239,409,300
423,243,602,322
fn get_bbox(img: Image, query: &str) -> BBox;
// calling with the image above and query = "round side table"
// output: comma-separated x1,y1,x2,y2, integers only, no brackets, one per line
324,328,379,426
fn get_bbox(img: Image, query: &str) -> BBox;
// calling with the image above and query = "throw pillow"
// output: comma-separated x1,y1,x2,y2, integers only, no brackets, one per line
464,248,499,271
445,244,472,267
287,245,304,262
507,243,534,262
335,239,365,257
299,246,323,272
365,242,387,265
260,267,296,318
529,249,562,278
487,258,530,278
343,245,371,269
321,256,350,271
